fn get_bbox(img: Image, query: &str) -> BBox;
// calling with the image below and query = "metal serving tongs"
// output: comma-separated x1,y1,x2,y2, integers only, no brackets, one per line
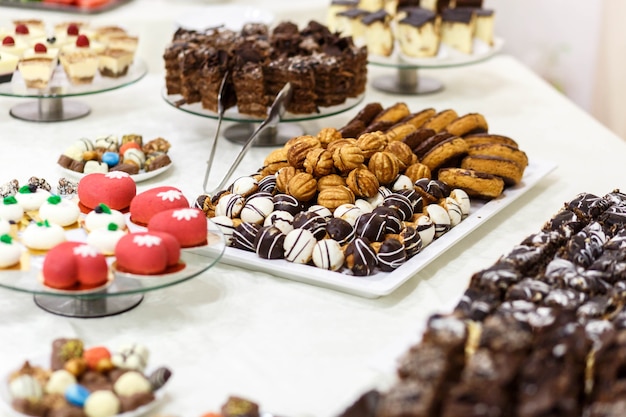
203,82,293,196
202,71,230,193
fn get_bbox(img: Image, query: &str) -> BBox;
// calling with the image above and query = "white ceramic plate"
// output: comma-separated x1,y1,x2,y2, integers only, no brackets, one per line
0,355,166,417
58,163,173,184
219,159,557,298
175,5,274,32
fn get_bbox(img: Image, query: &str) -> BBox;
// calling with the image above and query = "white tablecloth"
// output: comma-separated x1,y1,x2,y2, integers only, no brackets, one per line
1,1,626,417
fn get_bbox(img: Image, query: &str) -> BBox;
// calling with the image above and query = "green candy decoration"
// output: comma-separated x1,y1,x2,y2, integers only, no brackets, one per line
0,234,12,244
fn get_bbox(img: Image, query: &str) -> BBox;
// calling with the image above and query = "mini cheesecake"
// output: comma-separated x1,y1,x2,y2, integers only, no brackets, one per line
22,43,59,64
18,56,56,89
440,7,476,54
0,35,28,58
474,8,495,46
13,19,46,38
92,26,127,44
105,35,138,54
60,49,99,84
99,48,134,78
327,0,359,32
62,34,106,56
396,8,440,58
362,9,394,57
0,51,19,83
335,8,369,39
358,0,383,12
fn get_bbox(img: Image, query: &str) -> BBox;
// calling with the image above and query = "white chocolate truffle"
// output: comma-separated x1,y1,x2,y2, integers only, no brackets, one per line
426,204,451,238
450,188,470,218
123,148,145,168
215,194,244,218
94,134,118,151
354,199,373,214
38,196,80,227
15,188,51,211
283,228,316,264
45,370,76,395
415,215,435,247
0,219,10,235
442,197,462,227
229,176,258,197
0,197,25,222
240,194,274,224
84,390,120,417
312,239,344,271
307,204,333,220
111,344,149,371
9,375,43,401
113,371,152,397
334,203,363,227
210,215,235,245
0,234,22,268
84,160,108,174
263,210,294,235
392,174,413,191
84,206,126,232
21,221,66,250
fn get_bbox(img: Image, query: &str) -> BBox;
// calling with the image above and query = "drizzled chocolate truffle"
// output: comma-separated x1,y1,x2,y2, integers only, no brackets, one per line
254,226,285,259
272,194,303,215
373,206,403,234
232,222,261,252
382,193,413,221
326,217,355,245
355,213,386,242
399,225,422,258
377,238,407,272
345,237,377,276
292,211,327,240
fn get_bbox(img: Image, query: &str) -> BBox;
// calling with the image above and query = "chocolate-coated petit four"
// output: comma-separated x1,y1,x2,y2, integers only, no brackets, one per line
312,239,345,271
232,222,261,252
257,175,277,194
399,226,422,258
414,214,435,247
292,211,327,240
355,212,386,242
211,215,236,246
414,178,451,204
284,228,316,263
272,194,303,215
367,186,392,208
228,176,258,197
326,217,355,245
383,193,413,221
240,193,274,225
254,226,285,259
397,188,424,213
263,210,294,235
345,237,378,276
215,193,245,218
373,206,403,234
308,204,333,220
334,203,364,227
425,204,450,238
377,238,407,272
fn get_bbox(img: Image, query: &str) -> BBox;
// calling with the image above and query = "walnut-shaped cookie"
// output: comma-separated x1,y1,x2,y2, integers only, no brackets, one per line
404,162,432,183
346,168,380,198
368,151,400,185
384,141,414,171
356,131,388,158
317,127,342,148
317,174,347,191
303,148,334,177
333,145,365,174
326,138,357,154
276,166,298,193
287,135,321,169
287,172,318,202
317,185,355,210
260,148,289,176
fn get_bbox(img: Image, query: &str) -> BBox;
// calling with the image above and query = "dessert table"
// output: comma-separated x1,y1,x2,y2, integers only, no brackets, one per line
1,2,626,417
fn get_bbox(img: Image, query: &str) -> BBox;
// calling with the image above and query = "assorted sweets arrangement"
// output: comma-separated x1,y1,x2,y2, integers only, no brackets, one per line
335,190,626,417
0,172,212,290
57,133,172,177
6,337,171,417
163,20,367,118
196,101,529,276
0,18,138,88
327,0,494,58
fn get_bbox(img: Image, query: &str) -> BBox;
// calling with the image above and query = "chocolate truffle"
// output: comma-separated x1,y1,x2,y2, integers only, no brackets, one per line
240,193,274,225
254,226,286,259
377,238,407,272
355,212,386,242
383,193,413,221
284,228,316,263
373,205,403,234
292,211,327,240
263,210,294,234
326,217,355,245
345,237,378,276
272,194,303,215
312,239,345,271
232,222,261,252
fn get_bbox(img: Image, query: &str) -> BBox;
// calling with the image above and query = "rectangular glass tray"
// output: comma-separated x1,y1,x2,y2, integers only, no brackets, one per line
218,159,557,298
0,0,133,14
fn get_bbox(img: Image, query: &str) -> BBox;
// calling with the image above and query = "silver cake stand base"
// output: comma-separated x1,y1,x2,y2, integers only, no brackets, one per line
10,97,91,122
33,293,143,318
371,68,443,95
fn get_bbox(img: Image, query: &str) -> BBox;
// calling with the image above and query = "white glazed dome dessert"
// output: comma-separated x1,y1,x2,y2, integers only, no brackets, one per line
86,223,126,255
38,195,80,227
0,218,11,236
14,185,51,211
21,220,66,250
0,196,24,222
84,203,126,232
0,234,22,268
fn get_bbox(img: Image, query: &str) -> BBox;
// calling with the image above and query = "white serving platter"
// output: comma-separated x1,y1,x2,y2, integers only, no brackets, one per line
218,159,557,298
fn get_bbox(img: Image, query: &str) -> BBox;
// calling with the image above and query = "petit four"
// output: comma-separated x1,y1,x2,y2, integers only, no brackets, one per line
42,241,108,289
17,56,55,89
21,221,65,251
312,239,345,271
115,232,181,274
0,234,22,268
130,186,190,226
84,204,126,232
0,35,28,58
38,195,80,227
254,226,286,260
0,51,18,83
148,208,207,248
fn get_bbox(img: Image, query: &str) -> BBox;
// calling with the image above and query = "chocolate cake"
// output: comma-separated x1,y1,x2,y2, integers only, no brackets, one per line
164,21,367,117
338,189,626,417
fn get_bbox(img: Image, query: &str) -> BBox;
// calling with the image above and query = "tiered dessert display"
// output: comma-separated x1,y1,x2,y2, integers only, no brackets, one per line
162,20,368,145
337,189,626,417
0,174,225,318
3,338,171,417
0,19,146,122
195,101,555,297
327,0,501,94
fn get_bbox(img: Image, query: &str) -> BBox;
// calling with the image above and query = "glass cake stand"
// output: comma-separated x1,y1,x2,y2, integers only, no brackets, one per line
162,88,365,146
0,222,225,318
0,59,148,122
368,38,504,95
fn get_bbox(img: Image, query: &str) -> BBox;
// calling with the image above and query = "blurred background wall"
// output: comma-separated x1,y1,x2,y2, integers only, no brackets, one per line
484,0,625,139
